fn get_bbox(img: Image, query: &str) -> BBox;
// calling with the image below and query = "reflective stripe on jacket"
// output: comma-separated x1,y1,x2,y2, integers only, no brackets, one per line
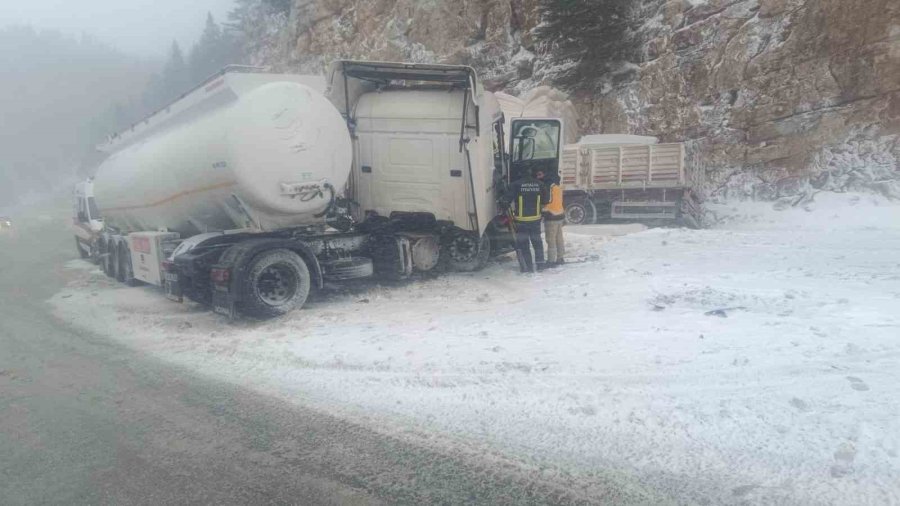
507,177,548,223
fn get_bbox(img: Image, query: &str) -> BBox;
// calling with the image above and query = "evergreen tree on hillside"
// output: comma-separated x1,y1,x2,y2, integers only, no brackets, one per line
226,0,292,62
189,13,239,83
535,0,640,90
142,41,192,113
162,41,190,95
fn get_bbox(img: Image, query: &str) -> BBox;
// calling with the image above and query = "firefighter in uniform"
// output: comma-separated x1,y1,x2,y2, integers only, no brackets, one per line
506,170,549,273
542,173,565,266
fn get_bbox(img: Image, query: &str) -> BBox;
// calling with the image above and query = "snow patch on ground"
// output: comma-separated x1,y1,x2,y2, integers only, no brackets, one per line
50,192,900,504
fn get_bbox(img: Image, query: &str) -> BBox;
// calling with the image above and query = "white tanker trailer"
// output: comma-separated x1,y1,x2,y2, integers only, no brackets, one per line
92,73,351,235
73,62,526,318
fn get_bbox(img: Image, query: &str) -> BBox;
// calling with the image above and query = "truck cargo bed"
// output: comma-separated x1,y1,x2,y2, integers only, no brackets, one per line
561,143,686,190
560,140,703,228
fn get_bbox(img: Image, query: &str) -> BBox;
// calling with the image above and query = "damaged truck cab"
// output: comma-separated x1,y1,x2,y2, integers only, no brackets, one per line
328,61,517,270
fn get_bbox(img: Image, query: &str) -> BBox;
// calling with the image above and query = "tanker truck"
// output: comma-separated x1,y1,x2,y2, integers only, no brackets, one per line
73,62,526,318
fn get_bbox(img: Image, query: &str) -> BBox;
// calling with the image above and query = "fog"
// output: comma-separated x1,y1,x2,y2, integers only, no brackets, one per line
0,0,239,209
0,0,235,57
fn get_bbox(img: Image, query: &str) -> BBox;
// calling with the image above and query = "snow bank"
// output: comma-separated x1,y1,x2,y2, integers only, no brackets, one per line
708,191,900,231
50,193,900,504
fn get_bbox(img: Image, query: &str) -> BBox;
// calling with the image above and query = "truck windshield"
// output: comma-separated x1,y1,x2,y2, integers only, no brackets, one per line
511,120,560,162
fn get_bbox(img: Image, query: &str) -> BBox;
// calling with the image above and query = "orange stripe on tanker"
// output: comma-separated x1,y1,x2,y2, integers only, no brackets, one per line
102,180,238,213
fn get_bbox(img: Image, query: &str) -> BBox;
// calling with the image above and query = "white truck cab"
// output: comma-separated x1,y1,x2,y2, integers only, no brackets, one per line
72,179,104,258
327,60,525,269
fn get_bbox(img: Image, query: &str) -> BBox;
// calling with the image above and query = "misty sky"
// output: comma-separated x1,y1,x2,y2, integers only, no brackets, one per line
0,0,235,57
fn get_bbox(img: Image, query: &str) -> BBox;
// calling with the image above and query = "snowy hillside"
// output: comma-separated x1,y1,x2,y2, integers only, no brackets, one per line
50,193,900,504
237,0,899,202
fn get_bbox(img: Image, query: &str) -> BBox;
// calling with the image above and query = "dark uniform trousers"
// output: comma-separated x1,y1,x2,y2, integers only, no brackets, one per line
507,176,548,273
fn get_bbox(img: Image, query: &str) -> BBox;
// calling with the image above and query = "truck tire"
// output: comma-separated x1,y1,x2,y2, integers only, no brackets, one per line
447,231,490,272
565,199,596,225
239,249,310,318
75,237,89,259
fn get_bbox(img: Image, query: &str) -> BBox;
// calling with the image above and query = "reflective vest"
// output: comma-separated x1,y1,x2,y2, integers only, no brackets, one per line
510,179,545,222
543,184,564,218
516,193,542,222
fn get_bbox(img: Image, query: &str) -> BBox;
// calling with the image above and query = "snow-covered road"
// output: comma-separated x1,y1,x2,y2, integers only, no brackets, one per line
51,192,900,504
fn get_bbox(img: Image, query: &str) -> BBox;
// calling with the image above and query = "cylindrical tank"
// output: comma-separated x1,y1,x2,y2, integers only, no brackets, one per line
93,81,351,236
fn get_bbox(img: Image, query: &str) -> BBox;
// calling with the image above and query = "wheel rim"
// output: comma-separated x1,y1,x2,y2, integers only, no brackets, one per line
566,204,586,225
255,263,297,306
449,234,478,262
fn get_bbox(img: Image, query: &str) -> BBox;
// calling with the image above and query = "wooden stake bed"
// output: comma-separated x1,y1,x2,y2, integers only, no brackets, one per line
560,140,703,227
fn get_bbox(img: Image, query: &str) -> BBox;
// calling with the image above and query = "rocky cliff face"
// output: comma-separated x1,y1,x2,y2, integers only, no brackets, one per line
598,0,900,201
260,0,899,200
275,0,541,88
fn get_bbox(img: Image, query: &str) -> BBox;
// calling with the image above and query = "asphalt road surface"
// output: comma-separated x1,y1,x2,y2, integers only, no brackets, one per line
0,207,637,506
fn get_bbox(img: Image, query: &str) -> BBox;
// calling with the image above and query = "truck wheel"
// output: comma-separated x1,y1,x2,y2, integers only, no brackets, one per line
239,249,310,318
565,199,596,225
447,231,490,272
75,237,89,259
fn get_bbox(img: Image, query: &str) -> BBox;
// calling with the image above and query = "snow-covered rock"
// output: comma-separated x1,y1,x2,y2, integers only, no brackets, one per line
605,0,900,201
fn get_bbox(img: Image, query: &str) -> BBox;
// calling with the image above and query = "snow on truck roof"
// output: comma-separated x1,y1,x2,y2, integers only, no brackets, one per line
96,65,326,154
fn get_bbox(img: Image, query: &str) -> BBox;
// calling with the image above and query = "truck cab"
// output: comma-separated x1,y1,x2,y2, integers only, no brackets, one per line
327,61,515,269
72,180,104,259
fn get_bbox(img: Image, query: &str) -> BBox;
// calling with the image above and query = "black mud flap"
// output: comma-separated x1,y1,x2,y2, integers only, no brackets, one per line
212,290,236,319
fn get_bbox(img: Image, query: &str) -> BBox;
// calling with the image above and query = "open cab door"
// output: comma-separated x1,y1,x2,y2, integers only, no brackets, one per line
508,118,563,183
